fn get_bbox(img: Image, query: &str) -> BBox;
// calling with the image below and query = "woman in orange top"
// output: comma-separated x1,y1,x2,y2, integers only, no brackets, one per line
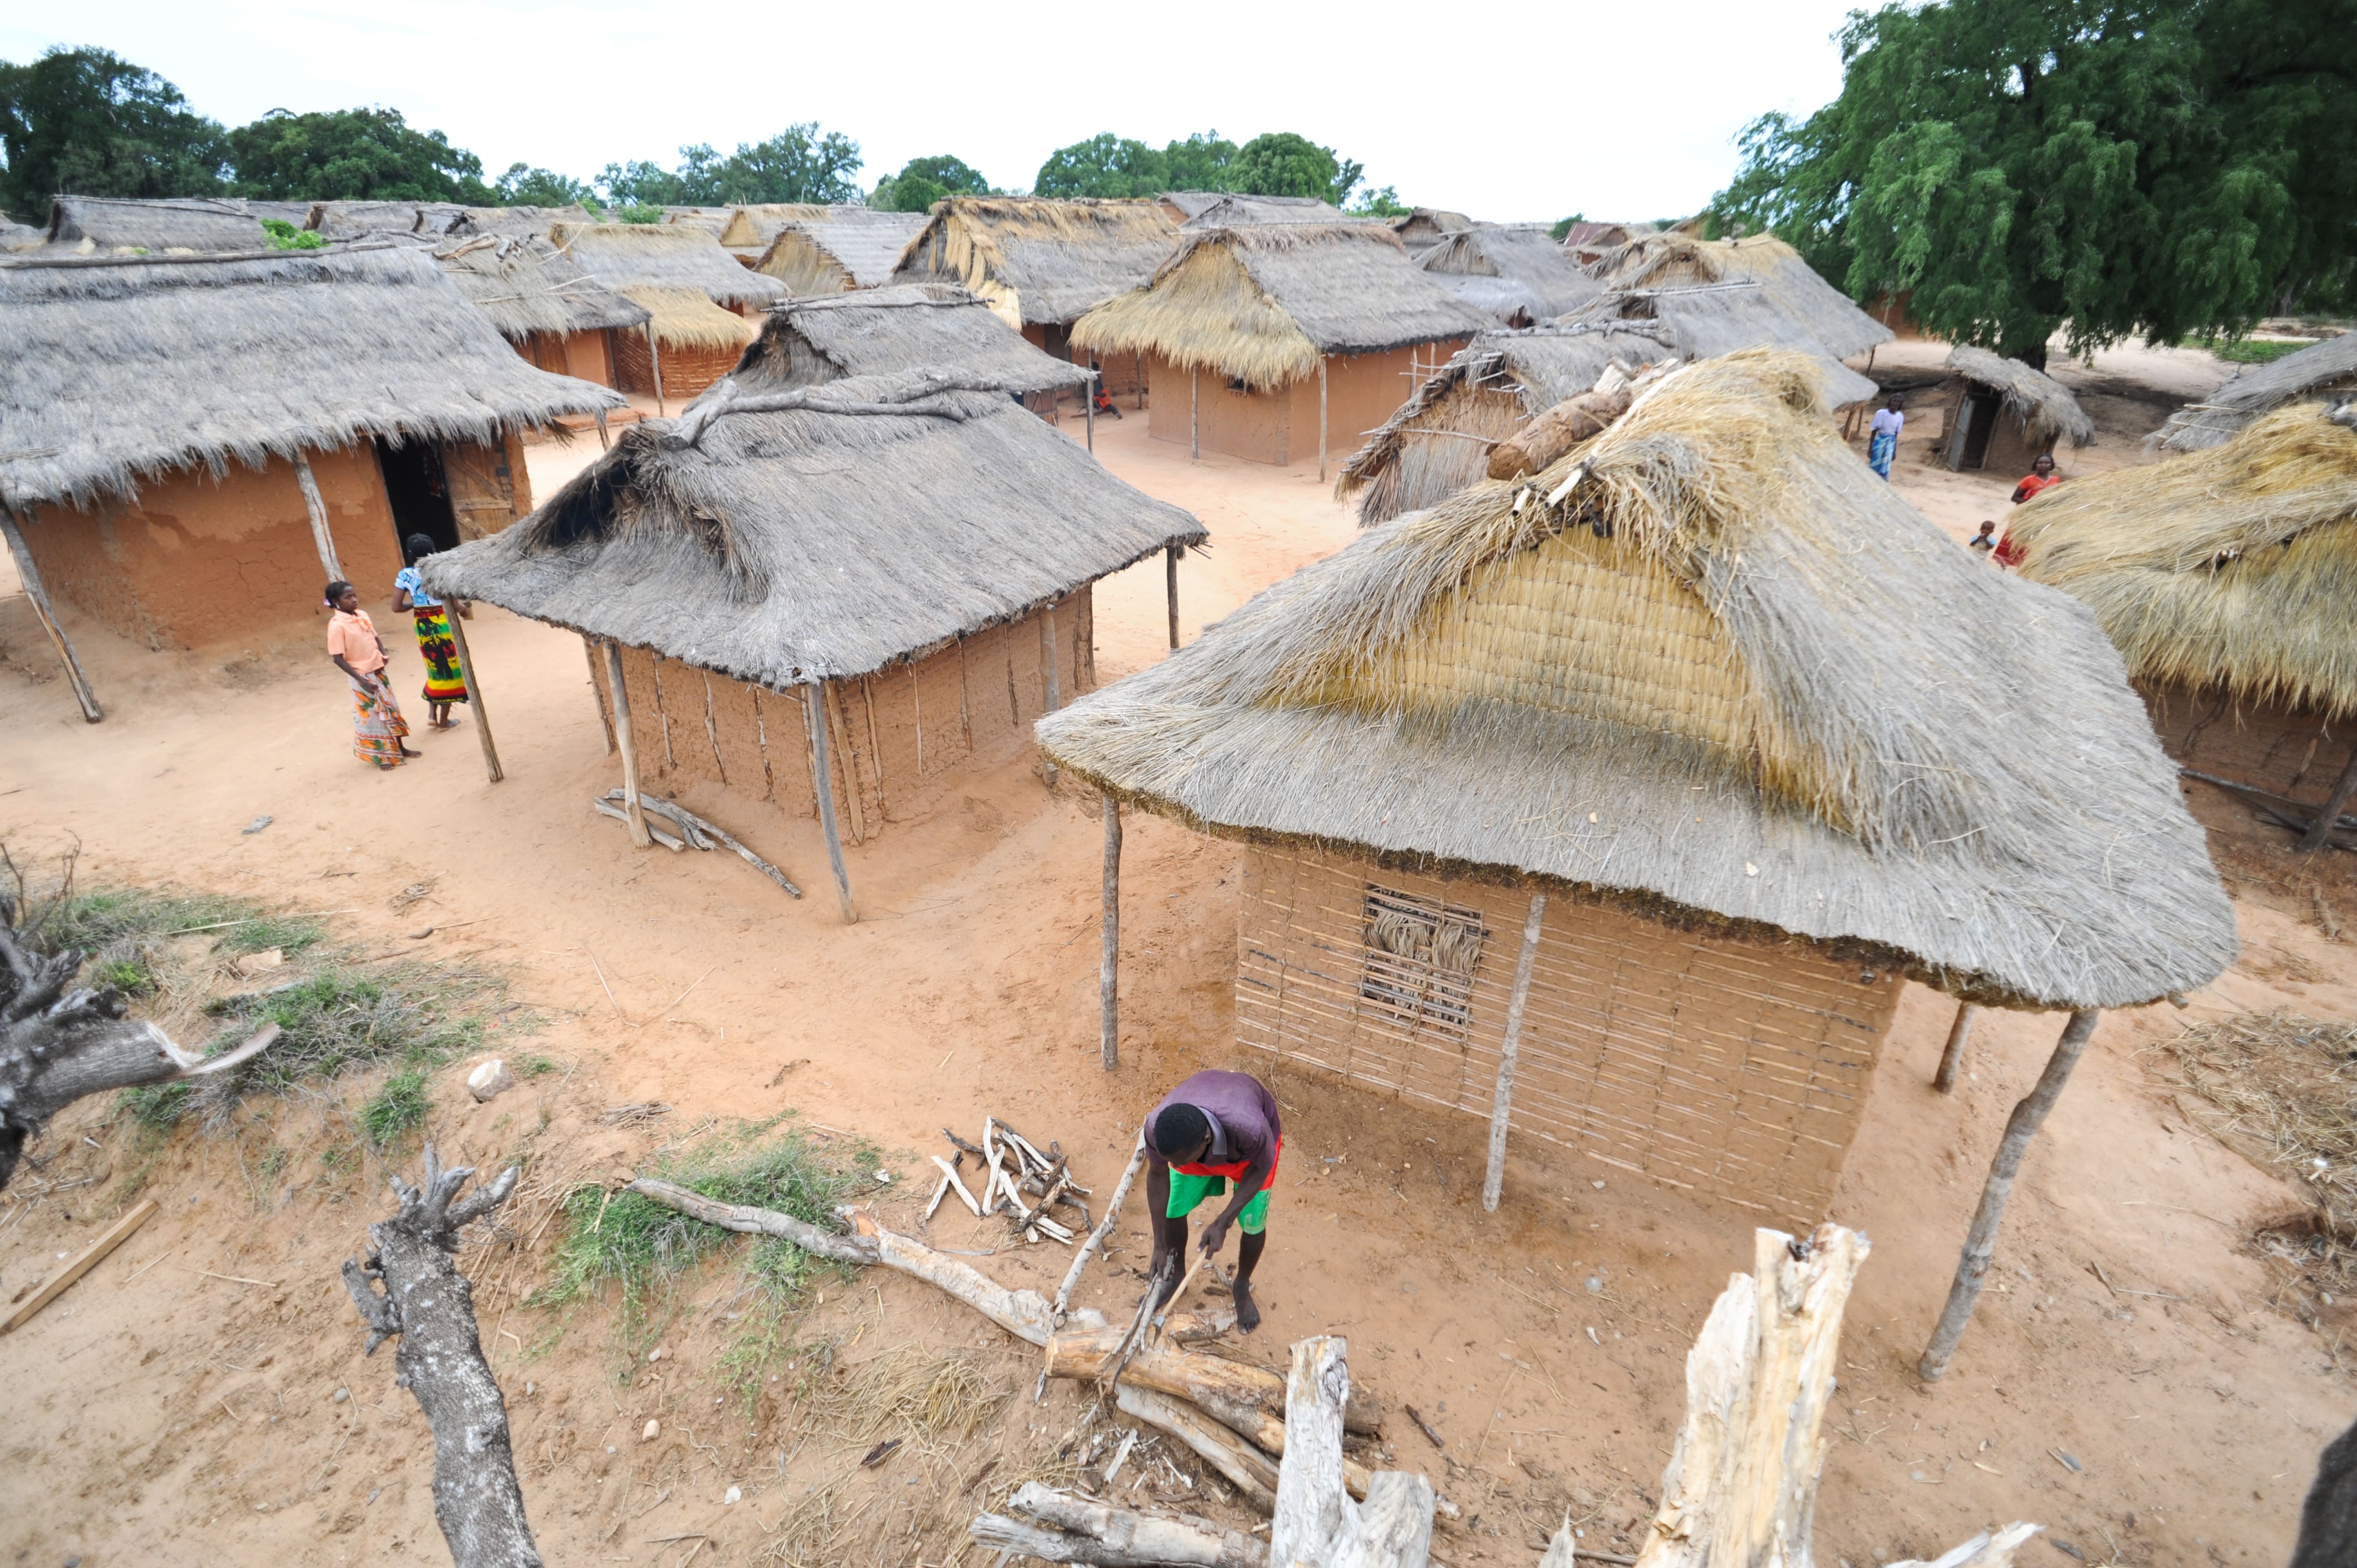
1993,456,2062,568
325,580,419,769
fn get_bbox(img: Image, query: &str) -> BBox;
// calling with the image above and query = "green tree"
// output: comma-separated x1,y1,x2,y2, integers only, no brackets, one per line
495,163,594,206
0,45,228,221
597,125,862,208
1161,131,1238,192
227,106,495,203
597,158,686,208
1709,0,2357,362
1548,212,1588,241
873,153,992,212
1232,132,1364,206
1346,185,1408,217
1034,133,1167,198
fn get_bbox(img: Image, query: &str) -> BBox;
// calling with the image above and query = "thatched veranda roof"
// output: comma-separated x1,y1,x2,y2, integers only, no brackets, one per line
1945,345,2094,447
740,284,1092,397
2155,334,2357,452
1071,223,1492,390
419,369,1206,685
0,245,622,514
1177,194,1345,228
1337,322,1683,523
431,235,651,339
1585,234,1891,362
889,197,1180,329
1038,348,2234,1010
1418,224,1601,326
750,207,931,290
2009,401,2357,719
45,195,266,252
1160,192,1229,221
552,221,783,350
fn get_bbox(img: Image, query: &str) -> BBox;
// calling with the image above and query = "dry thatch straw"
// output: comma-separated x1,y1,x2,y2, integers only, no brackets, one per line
1,218,46,252
552,220,783,308
442,204,595,240
743,283,1092,398
1072,223,1493,391
1581,232,1892,363
749,207,931,291
889,196,1180,329
1390,207,1476,250
1337,322,1681,523
1418,223,1602,326
1176,193,1345,228
2008,401,2357,720
0,244,622,514
1039,347,2235,1010
1945,344,2095,447
2157,333,2357,452
419,368,1205,686
43,195,267,253
305,200,438,240
797,1345,1008,1445
430,234,651,340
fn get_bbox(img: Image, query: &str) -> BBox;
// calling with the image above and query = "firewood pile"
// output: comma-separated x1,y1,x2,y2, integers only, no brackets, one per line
927,1116,1094,1243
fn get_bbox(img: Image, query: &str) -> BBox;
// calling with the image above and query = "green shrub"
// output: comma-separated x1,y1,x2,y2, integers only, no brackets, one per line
361,1070,431,1146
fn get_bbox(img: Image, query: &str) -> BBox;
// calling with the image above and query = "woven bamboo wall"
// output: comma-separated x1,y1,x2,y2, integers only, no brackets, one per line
2142,679,2352,806
1234,845,1901,1221
614,331,742,401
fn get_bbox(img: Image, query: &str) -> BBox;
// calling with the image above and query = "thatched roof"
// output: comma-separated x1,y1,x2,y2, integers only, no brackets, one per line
1,219,44,252
889,197,1181,329
751,208,931,290
2009,401,2357,720
1418,224,1600,326
1071,224,1493,390
2155,334,2357,452
0,244,622,514
717,203,826,255
45,195,266,252
445,205,593,240
1945,345,2094,447
1160,192,1230,221
1391,208,1475,247
431,235,651,339
1337,322,1683,523
1177,194,1345,228
308,200,435,239
419,369,1206,685
1039,348,2234,1010
741,283,1092,397
1558,278,1881,409
551,221,783,350
1584,234,1891,362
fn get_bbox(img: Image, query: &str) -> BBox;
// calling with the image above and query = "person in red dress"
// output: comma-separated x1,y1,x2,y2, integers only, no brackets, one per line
1993,455,2062,567
1143,1069,1280,1334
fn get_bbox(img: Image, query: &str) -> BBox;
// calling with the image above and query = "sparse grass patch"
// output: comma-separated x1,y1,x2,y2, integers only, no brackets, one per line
92,957,156,996
361,1070,431,1147
2211,337,2324,365
512,1054,560,1080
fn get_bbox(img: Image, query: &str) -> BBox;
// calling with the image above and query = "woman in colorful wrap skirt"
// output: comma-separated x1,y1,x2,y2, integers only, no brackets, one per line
325,580,418,770
392,534,471,729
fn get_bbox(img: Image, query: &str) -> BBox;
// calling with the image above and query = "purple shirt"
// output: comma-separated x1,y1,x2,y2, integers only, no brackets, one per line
1151,1070,1280,1175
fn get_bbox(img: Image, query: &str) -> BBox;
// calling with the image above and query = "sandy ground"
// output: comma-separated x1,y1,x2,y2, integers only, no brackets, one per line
3,376,2354,1568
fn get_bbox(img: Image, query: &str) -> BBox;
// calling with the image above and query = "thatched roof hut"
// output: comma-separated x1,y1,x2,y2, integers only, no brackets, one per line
1417,223,1599,327
307,200,436,240
742,283,1092,399
1159,192,1228,222
1558,257,1883,410
552,221,785,398
889,197,1180,331
1177,194,1345,228
444,205,594,240
1584,234,1891,362
44,195,267,253
2155,334,2357,453
1337,321,1682,523
749,207,931,291
431,235,652,342
716,203,823,258
1389,208,1474,250
1938,345,2093,473
1560,220,1654,264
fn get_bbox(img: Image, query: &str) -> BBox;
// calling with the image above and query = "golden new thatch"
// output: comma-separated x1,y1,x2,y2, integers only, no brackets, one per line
550,221,783,347
889,197,1180,330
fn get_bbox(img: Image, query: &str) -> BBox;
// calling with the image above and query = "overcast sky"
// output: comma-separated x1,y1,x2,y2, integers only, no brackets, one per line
2,2,1861,220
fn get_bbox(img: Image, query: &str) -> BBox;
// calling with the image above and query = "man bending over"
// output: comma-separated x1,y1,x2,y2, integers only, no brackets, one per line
1145,1069,1281,1334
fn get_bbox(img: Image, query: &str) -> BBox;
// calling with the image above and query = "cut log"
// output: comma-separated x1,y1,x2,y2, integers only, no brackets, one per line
1117,1383,1279,1512
1884,1524,2042,1567
626,1178,873,1266
593,799,685,851
1050,1327,1382,1437
970,1483,1265,1568
602,790,802,897
1272,1337,1435,1568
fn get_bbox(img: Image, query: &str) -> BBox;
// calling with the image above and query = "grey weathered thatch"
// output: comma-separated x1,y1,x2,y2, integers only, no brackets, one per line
750,207,932,290
419,369,1206,686
307,200,435,239
716,204,827,256
0,218,43,252
1039,348,2235,1011
1159,192,1231,221
0,244,622,513
890,197,1181,329
1945,345,2095,447
1177,194,1345,228
1418,224,1600,325
550,221,783,309
1337,322,1683,523
45,195,266,252
431,235,651,340
740,284,1091,397
444,205,594,240
1584,234,1891,362
1559,274,1881,409
2155,334,2357,452
1390,208,1476,246
1071,223,1493,390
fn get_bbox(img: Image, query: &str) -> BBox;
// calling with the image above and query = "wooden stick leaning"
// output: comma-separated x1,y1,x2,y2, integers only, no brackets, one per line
0,499,102,723
601,790,802,897
1,1199,157,1334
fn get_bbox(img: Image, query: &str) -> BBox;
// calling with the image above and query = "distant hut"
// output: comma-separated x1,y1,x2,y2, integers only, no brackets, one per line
744,284,1092,422
1176,194,1345,228
0,245,618,680
1040,348,2233,1223
308,201,435,240
420,369,1205,921
1937,345,2094,474
1558,220,1654,265
2009,401,2357,817
430,234,652,394
1157,192,1227,223
890,197,1180,398
663,205,737,237
1337,322,1681,523
43,195,266,253
716,203,822,262
1417,223,1599,327
2155,334,2357,453
551,221,786,405
749,207,931,293
1582,234,1892,362
1388,207,1474,250
442,205,594,241
1071,223,1490,473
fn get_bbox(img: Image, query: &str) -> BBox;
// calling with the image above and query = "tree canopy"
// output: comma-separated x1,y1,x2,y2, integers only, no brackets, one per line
0,45,228,221
1033,133,1185,199
1709,0,2357,359
227,107,495,203
495,163,595,207
1231,132,1365,207
596,123,862,208
873,153,991,212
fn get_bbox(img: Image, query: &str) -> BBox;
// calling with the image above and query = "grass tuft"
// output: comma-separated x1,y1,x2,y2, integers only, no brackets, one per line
361,1070,432,1146
2211,337,2324,365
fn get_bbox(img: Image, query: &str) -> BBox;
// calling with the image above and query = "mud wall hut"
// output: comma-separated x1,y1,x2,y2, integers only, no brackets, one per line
1938,345,2094,474
1072,223,1491,471
1417,223,1599,327
431,234,651,393
551,221,785,402
1041,349,2232,1223
741,285,1092,416
2154,334,2357,453
0,245,620,652
750,207,932,293
43,195,269,253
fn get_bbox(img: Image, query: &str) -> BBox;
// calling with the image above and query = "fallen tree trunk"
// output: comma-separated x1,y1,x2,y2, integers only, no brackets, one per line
1050,1326,1383,1437
970,1481,1265,1567
1116,1383,1280,1511
1272,1335,1435,1568
343,1148,539,1568
627,1177,875,1265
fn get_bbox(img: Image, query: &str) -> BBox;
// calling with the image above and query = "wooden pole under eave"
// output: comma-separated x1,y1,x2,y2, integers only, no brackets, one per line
1165,544,1181,651
0,499,102,723
439,606,502,783
805,685,858,924
1191,369,1199,461
1483,893,1547,1212
1318,357,1329,483
1085,369,1095,453
1918,1008,2101,1381
1100,795,1121,1071
601,641,652,848
646,323,667,417
292,451,343,582
1933,1001,1978,1094
2298,744,2357,854
584,636,617,754
1039,601,1062,789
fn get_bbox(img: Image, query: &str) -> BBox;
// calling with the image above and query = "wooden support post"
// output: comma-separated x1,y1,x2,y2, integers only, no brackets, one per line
439,607,502,783
1318,357,1329,483
1191,368,1200,460
1100,796,1121,1070
1919,1009,2100,1381
1483,891,1546,1213
806,686,858,924
2299,746,2357,854
584,636,617,754
0,501,102,723
291,451,343,582
1165,543,1181,650
1041,601,1062,788
1,1200,156,1334
1085,369,1095,453
1135,351,1144,411
601,642,651,848
645,323,666,417
1934,1000,1979,1094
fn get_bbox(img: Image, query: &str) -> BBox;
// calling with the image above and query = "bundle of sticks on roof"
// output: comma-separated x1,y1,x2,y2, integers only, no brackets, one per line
929,1116,1094,1242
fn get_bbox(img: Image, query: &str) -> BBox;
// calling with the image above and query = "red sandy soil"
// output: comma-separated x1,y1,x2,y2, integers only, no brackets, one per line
2,383,2353,1568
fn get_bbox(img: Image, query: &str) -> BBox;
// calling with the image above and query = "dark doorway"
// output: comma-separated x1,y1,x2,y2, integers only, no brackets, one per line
374,437,460,555
1957,391,2000,471
1041,321,1073,362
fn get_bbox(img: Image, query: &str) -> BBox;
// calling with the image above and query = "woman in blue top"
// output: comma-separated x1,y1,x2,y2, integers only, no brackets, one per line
391,534,470,729
1866,395,1905,479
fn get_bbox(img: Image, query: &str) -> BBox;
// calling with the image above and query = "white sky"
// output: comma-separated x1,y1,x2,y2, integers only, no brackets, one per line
2,1,1859,220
